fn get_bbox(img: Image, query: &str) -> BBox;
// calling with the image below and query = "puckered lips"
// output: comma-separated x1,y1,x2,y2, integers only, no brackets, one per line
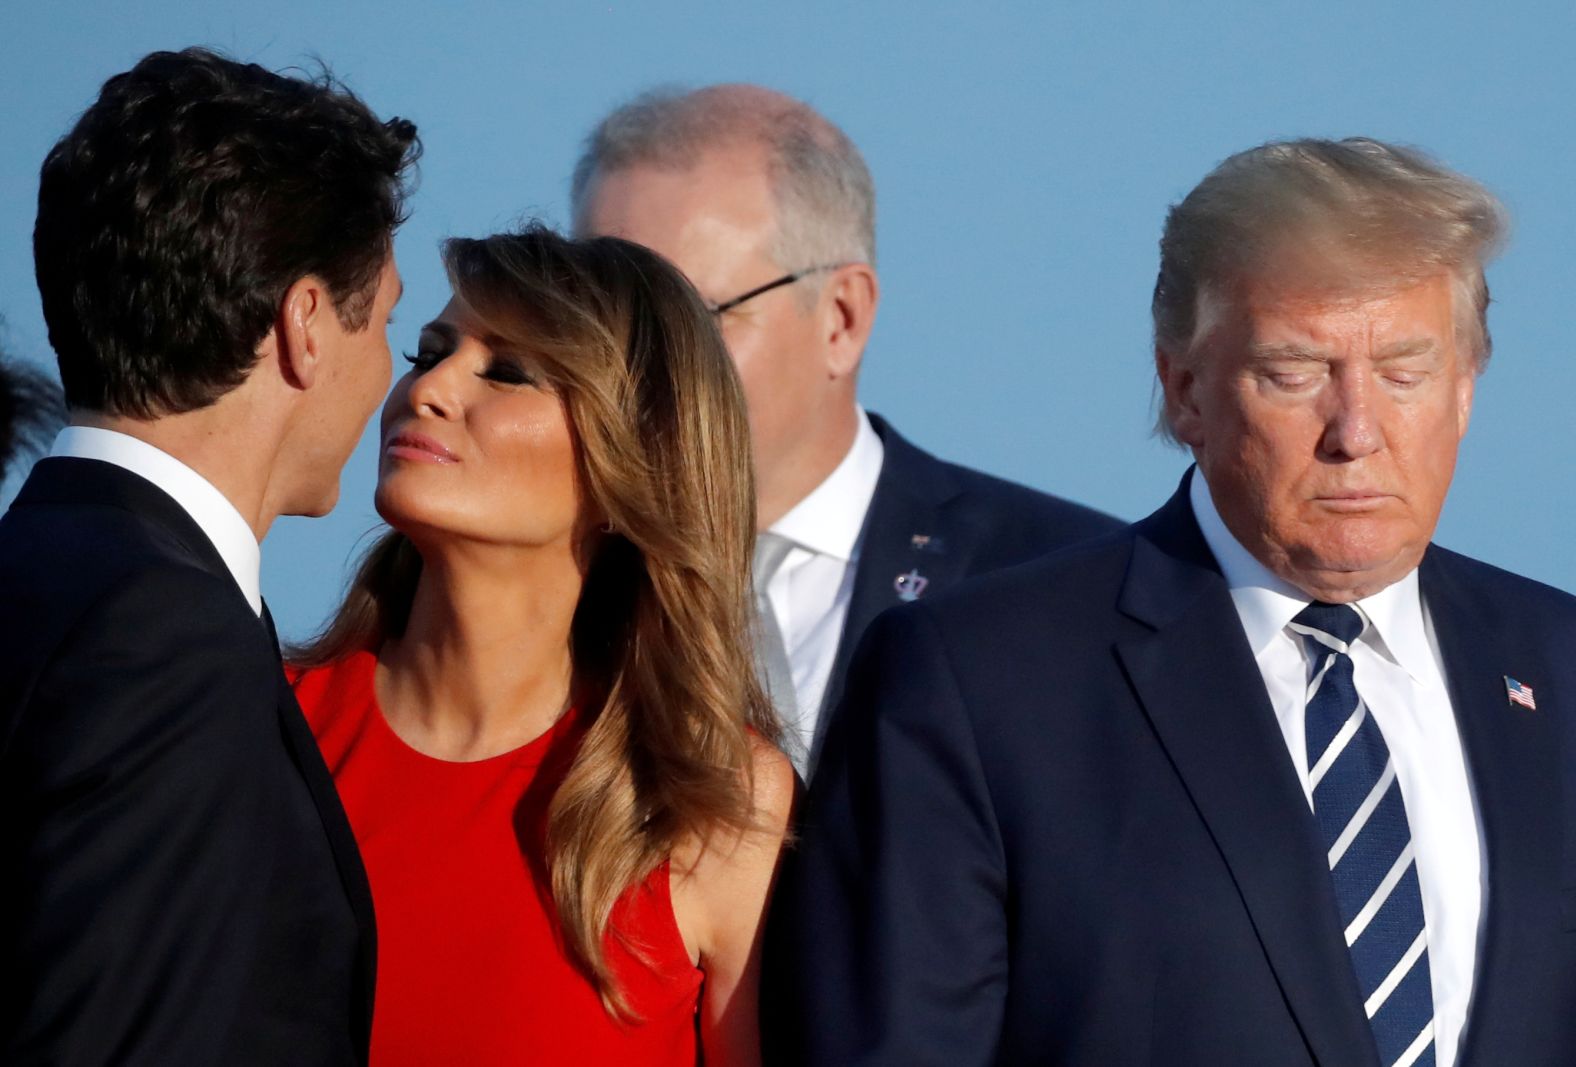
384,428,459,465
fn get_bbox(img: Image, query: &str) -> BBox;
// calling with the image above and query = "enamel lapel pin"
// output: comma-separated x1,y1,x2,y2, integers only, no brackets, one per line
1504,675,1537,710
894,569,929,603
895,532,942,603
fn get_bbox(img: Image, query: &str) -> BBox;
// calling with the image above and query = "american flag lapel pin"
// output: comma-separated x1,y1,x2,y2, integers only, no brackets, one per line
1504,676,1537,710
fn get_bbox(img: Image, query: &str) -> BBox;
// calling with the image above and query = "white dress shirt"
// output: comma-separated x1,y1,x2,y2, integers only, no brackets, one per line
760,409,885,766
1190,471,1485,1066
51,426,263,616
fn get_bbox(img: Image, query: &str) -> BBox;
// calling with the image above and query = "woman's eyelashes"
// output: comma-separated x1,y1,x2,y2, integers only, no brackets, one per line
479,357,536,387
402,342,538,388
403,348,445,372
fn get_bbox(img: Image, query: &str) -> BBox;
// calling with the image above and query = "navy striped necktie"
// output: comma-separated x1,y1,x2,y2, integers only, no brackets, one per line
1290,601,1436,1067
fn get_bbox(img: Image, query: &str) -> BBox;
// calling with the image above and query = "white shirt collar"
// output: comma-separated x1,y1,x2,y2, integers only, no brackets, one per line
770,408,885,562
51,426,263,615
1188,468,1432,681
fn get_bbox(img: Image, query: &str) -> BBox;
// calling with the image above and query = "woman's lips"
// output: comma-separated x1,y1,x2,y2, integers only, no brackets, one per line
384,431,459,464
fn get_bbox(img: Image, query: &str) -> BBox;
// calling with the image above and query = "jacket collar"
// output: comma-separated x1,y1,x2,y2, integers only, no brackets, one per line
814,415,969,747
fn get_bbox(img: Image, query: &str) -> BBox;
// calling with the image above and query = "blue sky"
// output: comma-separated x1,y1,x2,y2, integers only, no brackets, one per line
3,1,1573,638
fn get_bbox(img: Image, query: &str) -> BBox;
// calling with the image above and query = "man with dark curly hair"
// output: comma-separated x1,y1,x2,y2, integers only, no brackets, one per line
0,48,418,1064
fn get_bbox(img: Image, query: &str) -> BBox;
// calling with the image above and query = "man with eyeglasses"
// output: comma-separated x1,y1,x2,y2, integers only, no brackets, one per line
573,84,1119,779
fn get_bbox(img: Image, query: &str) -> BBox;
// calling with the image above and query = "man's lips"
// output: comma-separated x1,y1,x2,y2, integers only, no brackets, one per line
1313,491,1393,512
384,431,458,464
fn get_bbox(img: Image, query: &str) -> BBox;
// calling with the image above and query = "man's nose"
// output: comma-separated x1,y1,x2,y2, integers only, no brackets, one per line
1320,366,1384,460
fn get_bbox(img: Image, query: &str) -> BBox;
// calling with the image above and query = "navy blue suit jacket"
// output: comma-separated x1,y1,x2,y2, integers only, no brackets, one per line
765,471,1576,1065
0,458,375,1065
819,414,1121,729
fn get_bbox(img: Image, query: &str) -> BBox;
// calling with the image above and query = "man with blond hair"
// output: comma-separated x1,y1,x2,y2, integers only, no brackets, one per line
572,85,1118,780
769,138,1576,1066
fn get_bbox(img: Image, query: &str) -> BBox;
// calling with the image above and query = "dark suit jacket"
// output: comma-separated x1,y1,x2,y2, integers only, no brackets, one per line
814,415,1121,744
766,470,1576,1065
0,458,376,1065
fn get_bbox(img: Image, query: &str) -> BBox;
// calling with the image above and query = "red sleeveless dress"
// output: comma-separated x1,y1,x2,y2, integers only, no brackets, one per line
292,651,703,1065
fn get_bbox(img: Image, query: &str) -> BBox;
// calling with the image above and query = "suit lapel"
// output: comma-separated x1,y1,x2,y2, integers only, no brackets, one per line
261,605,378,1055
1421,551,1561,1066
1115,476,1380,1067
818,417,968,736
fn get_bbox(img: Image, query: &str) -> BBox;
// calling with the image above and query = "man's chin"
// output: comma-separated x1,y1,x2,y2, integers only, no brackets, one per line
1280,546,1423,603
289,484,341,520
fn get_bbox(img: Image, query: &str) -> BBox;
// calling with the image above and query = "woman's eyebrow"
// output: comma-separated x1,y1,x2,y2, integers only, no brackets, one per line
419,321,459,344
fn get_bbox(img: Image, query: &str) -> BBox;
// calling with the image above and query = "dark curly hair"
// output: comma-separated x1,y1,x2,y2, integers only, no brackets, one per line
34,47,420,418
0,355,65,485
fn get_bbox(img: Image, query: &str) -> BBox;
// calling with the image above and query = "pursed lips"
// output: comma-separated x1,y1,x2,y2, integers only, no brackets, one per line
384,430,459,464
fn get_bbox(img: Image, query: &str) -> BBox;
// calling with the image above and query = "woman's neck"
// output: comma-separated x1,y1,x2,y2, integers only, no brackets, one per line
376,540,584,762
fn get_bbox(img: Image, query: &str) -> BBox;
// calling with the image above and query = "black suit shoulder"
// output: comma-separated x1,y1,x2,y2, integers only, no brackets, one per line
899,522,1137,652
930,448,1120,533
1425,542,1576,620
0,492,271,733
875,416,1123,568
816,417,1124,726
0,475,247,619
8,561,279,765
0,469,366,1065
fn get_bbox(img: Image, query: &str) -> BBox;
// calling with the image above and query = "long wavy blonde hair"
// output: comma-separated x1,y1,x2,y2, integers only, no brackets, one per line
292,224,781,1012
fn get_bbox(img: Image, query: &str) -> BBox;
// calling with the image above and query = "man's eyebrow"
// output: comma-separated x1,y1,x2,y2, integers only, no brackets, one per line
395,279,405,305
1375,338,1437,359
1248,342,1327,361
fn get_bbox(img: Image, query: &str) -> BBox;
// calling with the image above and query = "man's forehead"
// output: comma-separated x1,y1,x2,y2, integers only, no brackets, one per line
584,153,780,292
1200,272,1458,336
591,148,771,221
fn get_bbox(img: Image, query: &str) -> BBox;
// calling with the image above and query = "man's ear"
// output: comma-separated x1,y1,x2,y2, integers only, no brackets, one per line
275,276,330,391
1156,344,1204,447
821,264,879,380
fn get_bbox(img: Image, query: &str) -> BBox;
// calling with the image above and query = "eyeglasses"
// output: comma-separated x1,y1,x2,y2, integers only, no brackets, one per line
706,263,850,316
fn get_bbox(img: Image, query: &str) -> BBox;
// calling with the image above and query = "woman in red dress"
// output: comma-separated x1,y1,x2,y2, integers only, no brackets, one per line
289,226,794,1065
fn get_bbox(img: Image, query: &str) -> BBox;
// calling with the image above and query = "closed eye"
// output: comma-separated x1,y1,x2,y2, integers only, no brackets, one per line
402,349,445,373
1263,365,1326,392
479,358,535,387
1383,370,1429,389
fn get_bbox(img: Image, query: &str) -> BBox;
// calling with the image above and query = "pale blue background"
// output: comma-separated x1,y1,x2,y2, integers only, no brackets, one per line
3,2,1572,640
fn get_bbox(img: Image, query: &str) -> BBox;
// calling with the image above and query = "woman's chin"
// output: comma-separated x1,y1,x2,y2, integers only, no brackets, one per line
373,485,440,538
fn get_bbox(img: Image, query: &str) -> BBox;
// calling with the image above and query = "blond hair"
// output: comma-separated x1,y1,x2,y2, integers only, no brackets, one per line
1152,137,1508,440
293,224,780,1013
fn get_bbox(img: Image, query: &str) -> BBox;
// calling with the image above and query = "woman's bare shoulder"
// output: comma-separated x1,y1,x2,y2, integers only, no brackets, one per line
746,735,797,836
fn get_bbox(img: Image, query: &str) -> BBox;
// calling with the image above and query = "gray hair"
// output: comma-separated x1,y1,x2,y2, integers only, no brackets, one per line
1152,137,1508,440
570,84,876,293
